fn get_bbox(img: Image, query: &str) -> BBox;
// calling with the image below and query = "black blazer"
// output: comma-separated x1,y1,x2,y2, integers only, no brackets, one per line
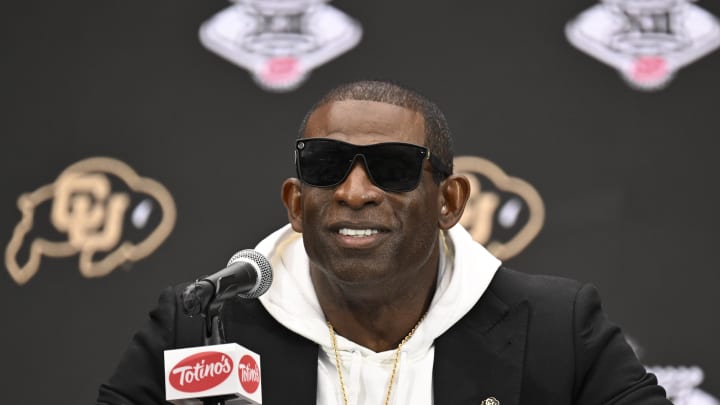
97,267,671,404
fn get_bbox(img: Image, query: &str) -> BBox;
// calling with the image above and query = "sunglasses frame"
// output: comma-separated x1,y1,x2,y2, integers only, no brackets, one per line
294,138,450,192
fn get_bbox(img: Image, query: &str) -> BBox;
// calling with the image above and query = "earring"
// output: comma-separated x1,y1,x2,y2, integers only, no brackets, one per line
441,205,448,214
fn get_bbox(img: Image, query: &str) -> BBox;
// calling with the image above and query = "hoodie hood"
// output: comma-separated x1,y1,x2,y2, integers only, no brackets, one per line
254,223,502,352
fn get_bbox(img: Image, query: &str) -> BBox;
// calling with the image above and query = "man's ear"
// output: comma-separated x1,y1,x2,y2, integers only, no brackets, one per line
281,178,303,233
437,174,471,230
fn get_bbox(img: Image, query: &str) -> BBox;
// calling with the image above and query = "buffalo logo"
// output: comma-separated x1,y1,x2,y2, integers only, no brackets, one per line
198,0,362,92
565,0,720,91
5,157,176,285
455,156,545,261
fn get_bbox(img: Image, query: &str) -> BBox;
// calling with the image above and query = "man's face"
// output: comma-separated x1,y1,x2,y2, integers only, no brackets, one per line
290,99,442,286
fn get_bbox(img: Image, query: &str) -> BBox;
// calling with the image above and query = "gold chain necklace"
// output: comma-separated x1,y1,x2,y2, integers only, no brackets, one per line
327,315,425,405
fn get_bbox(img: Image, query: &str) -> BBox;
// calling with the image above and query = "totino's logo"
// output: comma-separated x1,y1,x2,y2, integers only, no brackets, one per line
565,0,720,90
169,351,233,392
455,156,545,260
198,0,362,92
5,157,176,285
238,355,261,394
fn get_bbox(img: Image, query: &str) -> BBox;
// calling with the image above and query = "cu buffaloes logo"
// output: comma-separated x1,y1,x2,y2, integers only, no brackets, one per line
5,157,176,285
455,156,545,261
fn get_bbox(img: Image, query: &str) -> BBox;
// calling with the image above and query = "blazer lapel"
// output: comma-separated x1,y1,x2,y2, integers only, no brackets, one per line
433,290,528,405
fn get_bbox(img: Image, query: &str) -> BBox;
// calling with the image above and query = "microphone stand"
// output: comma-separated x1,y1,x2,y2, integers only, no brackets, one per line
181,275,266,405
203,301,225,346
200,301,237,405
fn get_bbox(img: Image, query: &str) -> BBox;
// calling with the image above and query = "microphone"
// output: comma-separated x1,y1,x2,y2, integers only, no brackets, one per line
181,249,273,316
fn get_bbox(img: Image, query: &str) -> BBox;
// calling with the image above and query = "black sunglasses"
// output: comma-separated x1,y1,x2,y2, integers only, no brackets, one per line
295,138,449,192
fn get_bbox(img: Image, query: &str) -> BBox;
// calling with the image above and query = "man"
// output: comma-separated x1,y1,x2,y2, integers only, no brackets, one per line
97,80,671,404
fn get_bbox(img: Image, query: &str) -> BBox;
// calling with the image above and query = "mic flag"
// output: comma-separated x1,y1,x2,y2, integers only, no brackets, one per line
164,343,262,404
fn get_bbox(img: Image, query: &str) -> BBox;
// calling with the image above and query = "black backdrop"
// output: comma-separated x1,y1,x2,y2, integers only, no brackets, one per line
2,0,719,403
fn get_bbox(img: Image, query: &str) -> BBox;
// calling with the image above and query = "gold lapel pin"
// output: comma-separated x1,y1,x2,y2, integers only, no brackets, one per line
481,397,500,405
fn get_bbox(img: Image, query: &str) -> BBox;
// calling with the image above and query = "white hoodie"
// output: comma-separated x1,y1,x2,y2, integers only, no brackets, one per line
254,224,501,405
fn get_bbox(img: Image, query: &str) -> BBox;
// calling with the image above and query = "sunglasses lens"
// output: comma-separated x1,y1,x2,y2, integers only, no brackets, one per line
297,139,427,192
297,139,354,187
363,144,425,192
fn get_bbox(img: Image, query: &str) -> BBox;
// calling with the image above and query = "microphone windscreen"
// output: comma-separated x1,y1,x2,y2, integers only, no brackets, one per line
227,249,273,298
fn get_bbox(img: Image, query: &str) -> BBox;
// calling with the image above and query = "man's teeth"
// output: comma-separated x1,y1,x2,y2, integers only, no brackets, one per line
338,228,379,237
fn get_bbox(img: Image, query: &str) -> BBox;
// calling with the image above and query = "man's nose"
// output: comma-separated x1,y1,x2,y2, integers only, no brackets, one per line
333,158,384,208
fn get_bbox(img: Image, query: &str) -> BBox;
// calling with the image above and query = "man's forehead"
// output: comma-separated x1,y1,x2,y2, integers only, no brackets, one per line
303,99,426,145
